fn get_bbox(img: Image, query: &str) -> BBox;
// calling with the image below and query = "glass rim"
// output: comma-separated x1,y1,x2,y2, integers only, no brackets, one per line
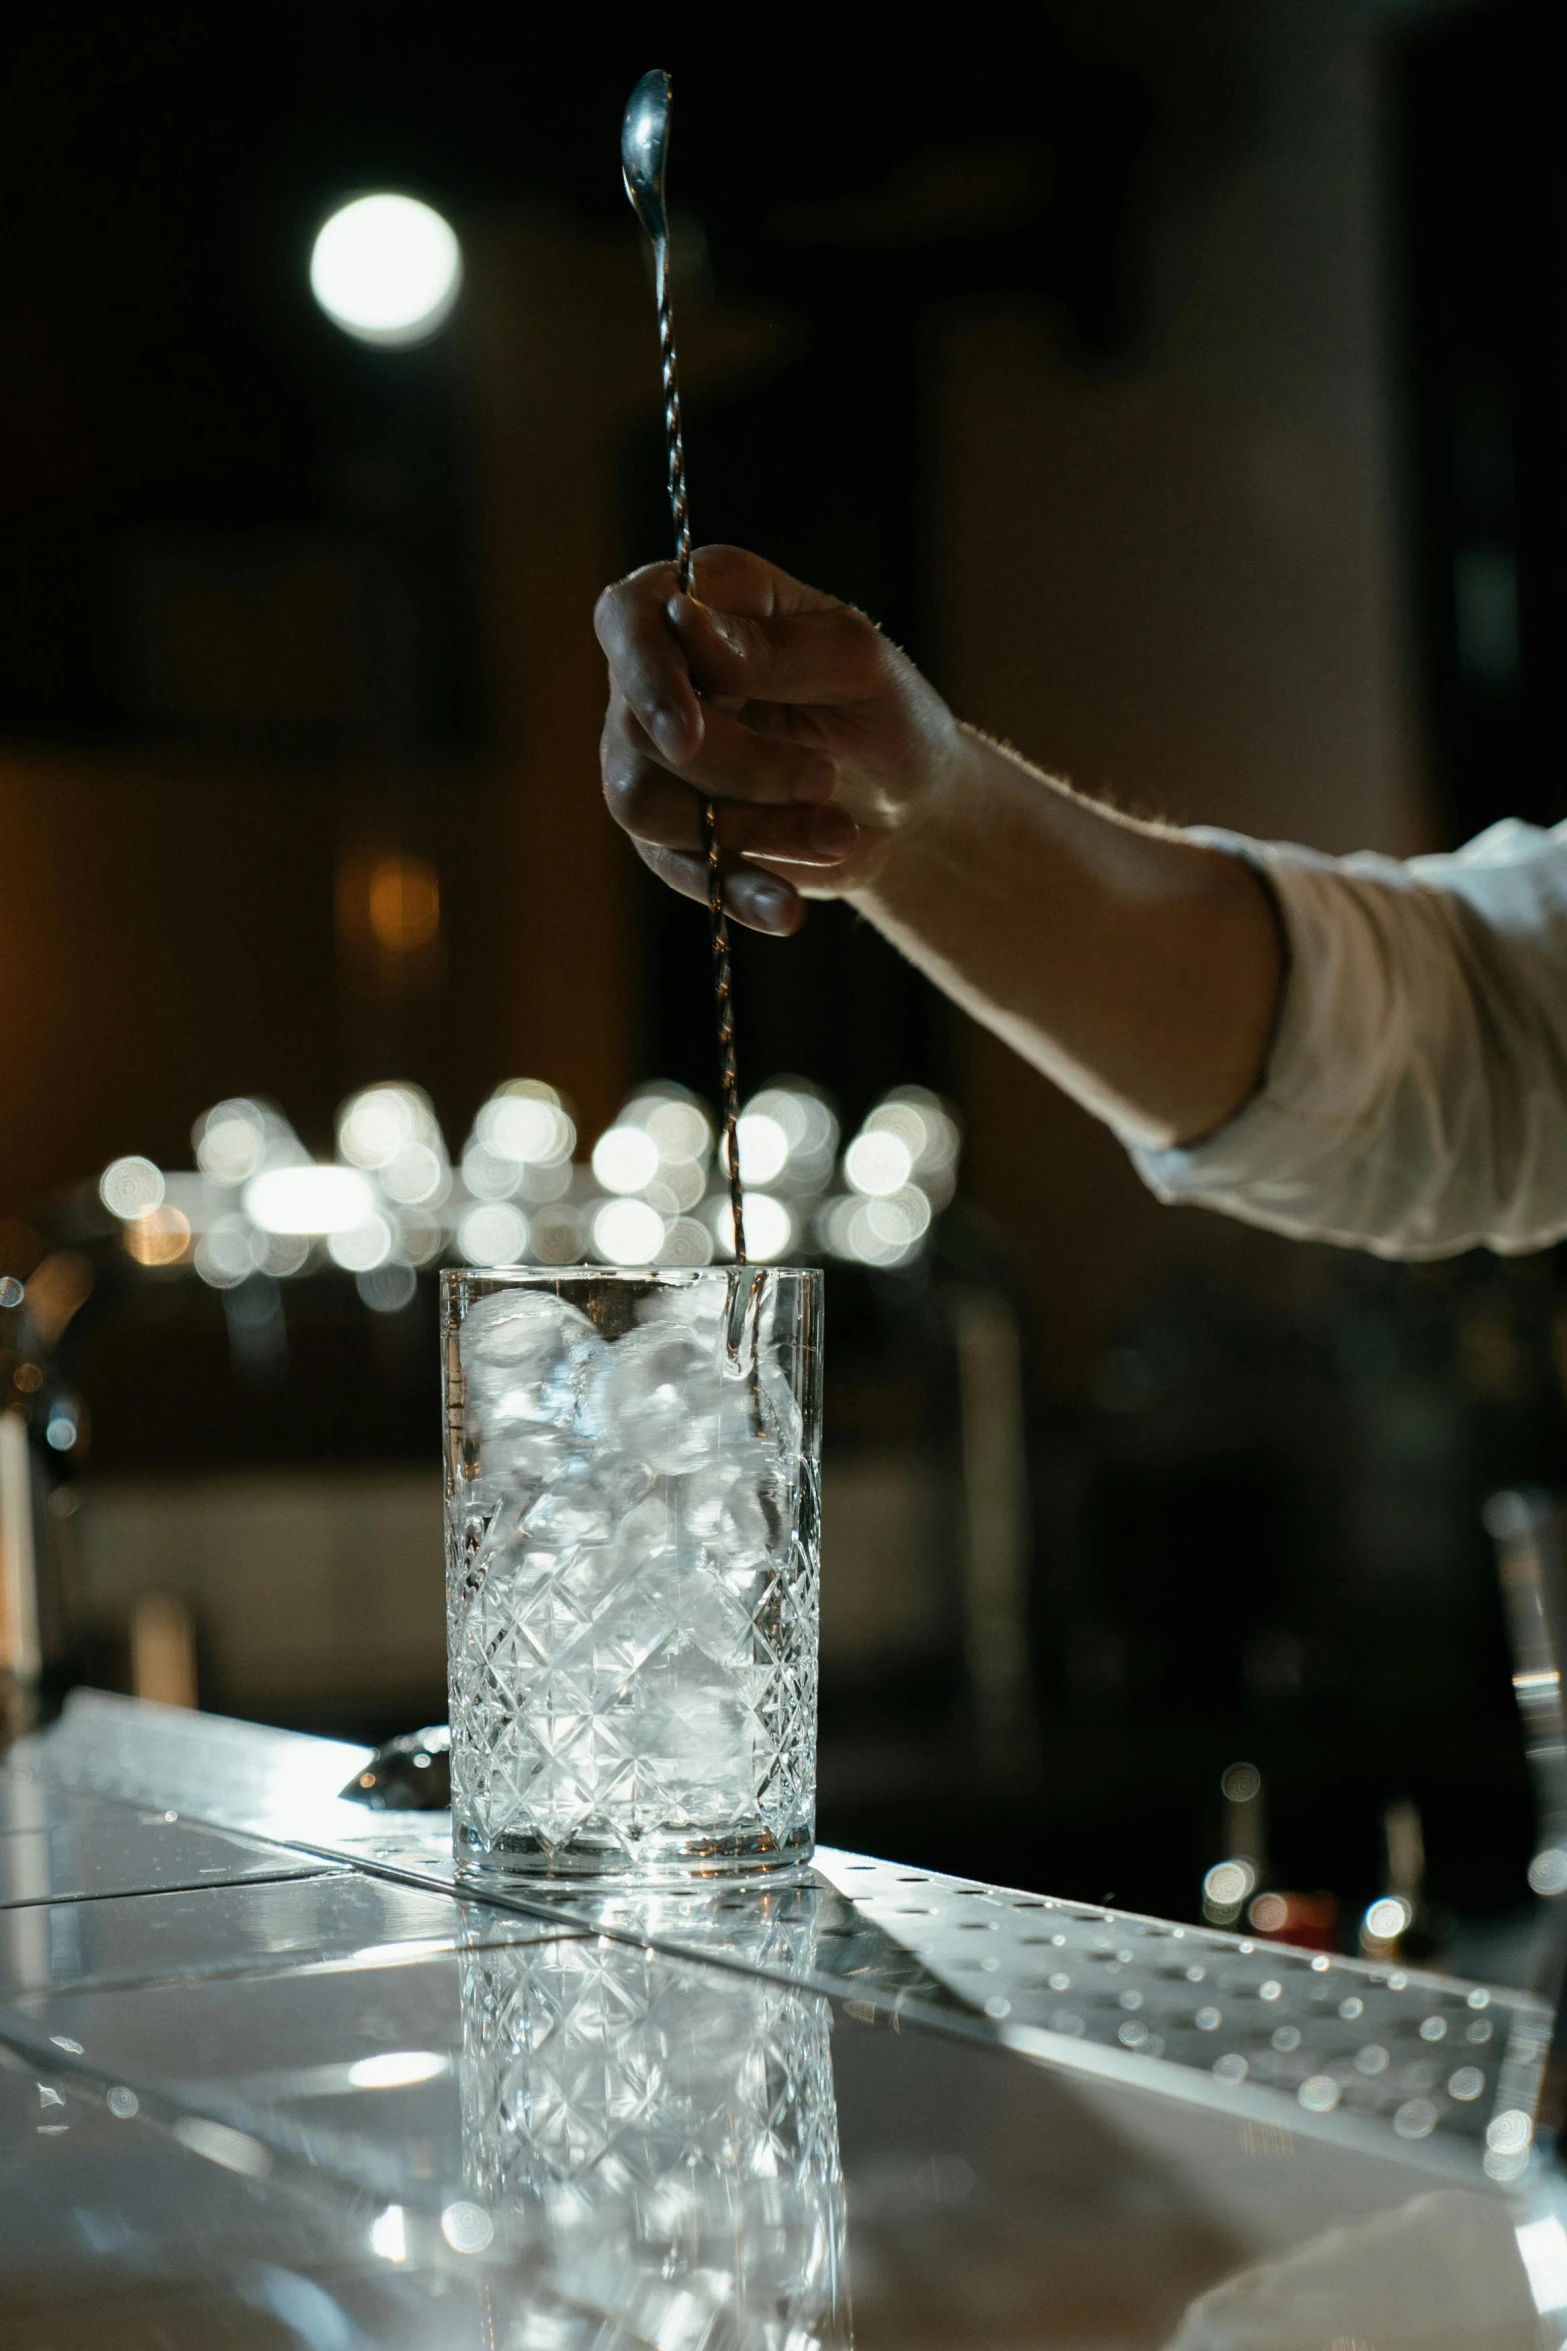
439,1262,821,1287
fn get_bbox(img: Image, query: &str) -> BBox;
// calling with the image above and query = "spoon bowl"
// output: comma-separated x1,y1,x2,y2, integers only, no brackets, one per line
621,68,672,249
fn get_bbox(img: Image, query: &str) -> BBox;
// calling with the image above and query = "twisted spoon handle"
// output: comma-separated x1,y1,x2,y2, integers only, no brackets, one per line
655,243,746,1264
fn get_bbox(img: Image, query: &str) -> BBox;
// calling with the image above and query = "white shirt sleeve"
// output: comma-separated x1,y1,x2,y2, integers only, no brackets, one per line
1129,817,1567,1258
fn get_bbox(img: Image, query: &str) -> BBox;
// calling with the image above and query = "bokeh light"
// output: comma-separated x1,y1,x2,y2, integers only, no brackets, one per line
123,1205,191,1267
743,1193,791,1261
709,1191,791,1261
529,1204,585,1265
370,2206,408,2265
461,1143,518,1200
367,856,441,952
1530,1847,1567,1896
457,1201,529,1267
843,1129,914,1197
391,1210,445,1267
310,194,462,347
245,1165,377,1235
194,1217,256,1289
99,1073,959,1290
253,1232,312,1279
1201,1857,1256,1924
193,1101,267,1184
592,1126,660,1196
660,1216,713,1266
440,2202,494,2256
380,1142,446,1206
818,1189,927,1267
475,1082,574,1167
639,1094,712,1162
592,1197,665,1264
1362,1894,1413,1943
357,1263,418,1315
326,1216,395,1273
99,1156,164,1220
735,1111,789,1187
339,1088,415,1168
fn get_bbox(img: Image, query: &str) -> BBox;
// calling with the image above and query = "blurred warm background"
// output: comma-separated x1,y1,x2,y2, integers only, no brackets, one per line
1,0,1561,1962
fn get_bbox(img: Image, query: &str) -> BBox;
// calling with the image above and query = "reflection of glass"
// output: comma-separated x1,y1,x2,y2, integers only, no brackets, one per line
443,1267,822,1881
459,1933,849,2347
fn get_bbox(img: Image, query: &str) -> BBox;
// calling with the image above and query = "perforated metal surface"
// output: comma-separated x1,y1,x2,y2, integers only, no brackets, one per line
813,1859,1541,2155
3,1697,1560,2347
15,1692,1548,2168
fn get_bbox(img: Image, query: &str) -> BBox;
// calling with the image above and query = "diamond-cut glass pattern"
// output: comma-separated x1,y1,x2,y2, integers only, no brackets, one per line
460,1935,847,2348
445,1270,822,1879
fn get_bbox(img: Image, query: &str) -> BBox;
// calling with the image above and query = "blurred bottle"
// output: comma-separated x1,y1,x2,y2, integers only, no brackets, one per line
1204,1759,1340,1950
0,1407,41,1746
1201,1760,1267,1927
1360,1795,1448,1963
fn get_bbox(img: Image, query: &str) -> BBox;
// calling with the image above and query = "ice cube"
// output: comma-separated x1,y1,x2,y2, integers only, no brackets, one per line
552,1546,679,1697
476,1423,580,1490
521,1471,615,1550
590,1320,725,1476
605,1489,680,1560
584,1448,656,1520
610,1633,762,1818
461,1290,605,1437
510,1445,658,1553
680,1451,784,1563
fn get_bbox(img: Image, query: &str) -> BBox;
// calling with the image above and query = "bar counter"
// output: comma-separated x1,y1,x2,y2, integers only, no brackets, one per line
0,1692,1559,2346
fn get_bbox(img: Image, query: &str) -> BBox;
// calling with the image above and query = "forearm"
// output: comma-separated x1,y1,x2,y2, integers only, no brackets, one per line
849,726,1284,1149
594,553,1284,1148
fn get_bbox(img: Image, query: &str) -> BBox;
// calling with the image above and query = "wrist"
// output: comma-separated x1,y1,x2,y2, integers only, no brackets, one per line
845,717,985,914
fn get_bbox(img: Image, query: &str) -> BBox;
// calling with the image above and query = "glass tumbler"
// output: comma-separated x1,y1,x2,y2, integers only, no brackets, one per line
442,1265,822,1881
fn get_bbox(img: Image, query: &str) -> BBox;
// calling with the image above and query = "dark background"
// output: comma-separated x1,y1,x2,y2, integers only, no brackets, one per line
2,0,1564,1951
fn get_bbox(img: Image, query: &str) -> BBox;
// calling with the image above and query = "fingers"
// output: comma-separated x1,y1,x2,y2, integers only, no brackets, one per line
632,840,806,936
668,588,891,708
595,545,884,768
606,762,860,864
605,687,835,808
667,701,835,805
686,544,840,620
595,544,880,937
594,563,703,765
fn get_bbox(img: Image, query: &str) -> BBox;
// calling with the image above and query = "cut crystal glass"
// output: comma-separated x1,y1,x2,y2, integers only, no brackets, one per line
443,1266,822,1881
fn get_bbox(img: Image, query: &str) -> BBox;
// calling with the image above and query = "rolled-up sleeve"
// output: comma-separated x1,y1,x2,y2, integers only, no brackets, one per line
1129,818,1567,1258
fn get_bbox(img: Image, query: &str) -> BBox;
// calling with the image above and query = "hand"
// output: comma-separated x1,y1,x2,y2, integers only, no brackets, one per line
595,543,965,934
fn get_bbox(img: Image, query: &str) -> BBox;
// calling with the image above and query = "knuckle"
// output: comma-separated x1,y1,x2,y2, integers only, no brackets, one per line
592,582,630,648
600,696,634,760
594,564,674,647
601,762,647,827
635,840,700,899
606,685,645,745
691,543,749,591
624,559,677,598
